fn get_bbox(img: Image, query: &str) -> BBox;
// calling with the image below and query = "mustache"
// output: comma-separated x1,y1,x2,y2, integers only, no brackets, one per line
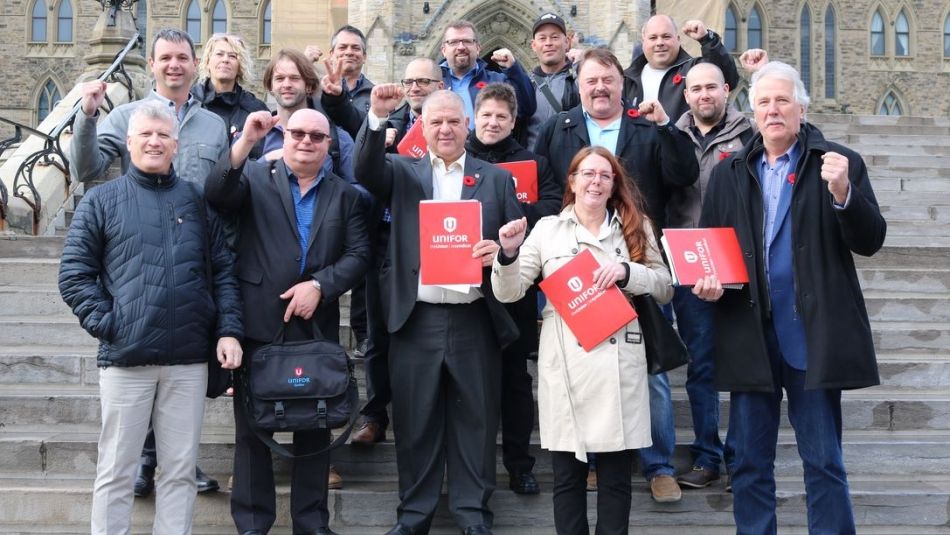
590,89,611,98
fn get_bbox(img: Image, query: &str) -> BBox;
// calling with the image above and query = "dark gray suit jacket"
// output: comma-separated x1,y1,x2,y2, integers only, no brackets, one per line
354,123,524,348
206,155,370,343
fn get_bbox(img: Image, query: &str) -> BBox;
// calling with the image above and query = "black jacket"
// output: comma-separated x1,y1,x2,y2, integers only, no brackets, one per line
623,31,739,121
465,133,562,228
700,123,886,391
205,156,370,343
191,80,269,160
59,165,243,367
534,105,699,228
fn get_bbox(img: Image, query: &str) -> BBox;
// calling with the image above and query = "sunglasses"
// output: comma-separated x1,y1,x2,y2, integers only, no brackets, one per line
286,129,330,143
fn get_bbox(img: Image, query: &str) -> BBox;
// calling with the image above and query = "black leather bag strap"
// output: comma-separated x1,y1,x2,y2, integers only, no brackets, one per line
531,73,563,113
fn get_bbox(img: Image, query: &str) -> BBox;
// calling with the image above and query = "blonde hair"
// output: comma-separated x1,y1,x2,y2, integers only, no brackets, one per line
198,33,255,86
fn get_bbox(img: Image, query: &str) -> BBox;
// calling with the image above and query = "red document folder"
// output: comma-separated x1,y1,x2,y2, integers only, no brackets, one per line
418,200,483,285
660,227,749,288
496,160,538,203
538,249,638,351
396,120,427,158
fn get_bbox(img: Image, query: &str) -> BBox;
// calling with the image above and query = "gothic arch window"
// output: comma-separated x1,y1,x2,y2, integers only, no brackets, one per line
870,9,885,56
747,5,763,49
878,91,903,116
261,0,272,44
724,5,738,52
185,0,201,43
211,0,227,34
135,0,148,56
944,14,950,57
824,5,837,99
801,5,812,92
31,0,48,42
56,0,72,42
895,10,910,56
36,79,61,124
734,86,751,112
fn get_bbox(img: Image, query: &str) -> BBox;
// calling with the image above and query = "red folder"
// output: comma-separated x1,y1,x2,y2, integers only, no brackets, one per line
496,160,538,203
660,227,749,288
418,200,483,285
396,120,427,158
538,249,637,351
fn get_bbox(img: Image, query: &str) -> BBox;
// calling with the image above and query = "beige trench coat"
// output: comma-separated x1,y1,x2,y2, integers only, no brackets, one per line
492,206,673,462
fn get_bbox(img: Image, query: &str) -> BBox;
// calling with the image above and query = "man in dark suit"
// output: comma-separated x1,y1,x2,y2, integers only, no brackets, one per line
355,88,523,535
206,108,370,535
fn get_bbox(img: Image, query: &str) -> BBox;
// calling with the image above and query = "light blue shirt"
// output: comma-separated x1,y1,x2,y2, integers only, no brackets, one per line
446,66,478,129
288,170,325,274
758,142,799,266
583,111,622,155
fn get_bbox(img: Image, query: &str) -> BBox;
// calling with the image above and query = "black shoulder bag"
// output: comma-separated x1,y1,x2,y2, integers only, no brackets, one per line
631,293,689,375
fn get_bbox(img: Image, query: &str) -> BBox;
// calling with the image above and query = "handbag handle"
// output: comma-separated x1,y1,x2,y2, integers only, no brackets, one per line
272,314,327,345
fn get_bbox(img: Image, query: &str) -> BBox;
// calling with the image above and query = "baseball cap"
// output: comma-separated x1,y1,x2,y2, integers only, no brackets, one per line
533,13,567,35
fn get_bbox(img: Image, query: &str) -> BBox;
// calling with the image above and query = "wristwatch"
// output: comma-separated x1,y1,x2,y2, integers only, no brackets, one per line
311,279,322,291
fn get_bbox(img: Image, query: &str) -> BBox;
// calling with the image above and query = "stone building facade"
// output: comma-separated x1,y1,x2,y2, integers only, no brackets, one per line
2,0,949,141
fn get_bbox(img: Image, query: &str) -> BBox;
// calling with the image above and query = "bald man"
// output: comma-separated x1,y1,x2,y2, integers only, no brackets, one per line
207,108,370,535
623,15,739,122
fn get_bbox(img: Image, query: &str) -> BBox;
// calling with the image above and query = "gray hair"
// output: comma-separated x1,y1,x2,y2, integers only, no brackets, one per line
128,100,180,140
421,89,465,116
151,28,196,60
750,61,811,115
330,25,367,52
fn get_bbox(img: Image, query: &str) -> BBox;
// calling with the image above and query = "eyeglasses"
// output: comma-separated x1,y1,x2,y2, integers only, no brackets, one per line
444,38,477,47
401,78,436,88
286,129,330,143
573,169,615,182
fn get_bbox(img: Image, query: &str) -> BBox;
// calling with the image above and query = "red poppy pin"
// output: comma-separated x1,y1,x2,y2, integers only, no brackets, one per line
787,172,796,185
672,73,683,85
626,108,640,119
475,81,487,90
719,151,732,161
463,175,477,187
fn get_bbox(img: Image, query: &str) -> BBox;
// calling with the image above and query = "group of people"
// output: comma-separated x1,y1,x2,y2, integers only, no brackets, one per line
57,10,885,535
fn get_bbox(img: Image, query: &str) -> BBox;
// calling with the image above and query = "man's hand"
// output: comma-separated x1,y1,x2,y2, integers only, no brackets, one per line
305,45,324,63
692,274,724,302
566,47,584,64
216,336,243,369
639,100,669,125
321,58,344,96
241,111,279,144
370,83,404,118
263,148,283,161
592,262,627,290
279,281,322,322
385,128,398,148
80,80,108,116
491,48,516,69
472,239,501,267
681,20,709,41
497,217,527,257
740,49,769,73
821,152,851,205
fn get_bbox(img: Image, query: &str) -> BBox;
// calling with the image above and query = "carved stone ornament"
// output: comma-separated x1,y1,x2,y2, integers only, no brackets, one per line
396,42,416,56
489,13,512,36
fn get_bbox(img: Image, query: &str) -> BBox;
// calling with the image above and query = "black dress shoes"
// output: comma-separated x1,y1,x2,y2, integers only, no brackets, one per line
509,471,540,495
462,525,493,535
312,528,339,535
240,531,263,535
384,524,414,535
195,466,220,493
133,464,155,497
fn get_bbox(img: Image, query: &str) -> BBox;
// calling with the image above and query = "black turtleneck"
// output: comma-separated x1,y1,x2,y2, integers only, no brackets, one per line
127,163,177,189
465,133,524,164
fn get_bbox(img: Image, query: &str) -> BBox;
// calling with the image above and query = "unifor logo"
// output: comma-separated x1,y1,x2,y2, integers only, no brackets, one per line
567,276,584,293
684,251,699,263
443,216,457,233
294,367,303,377
512,176,519,188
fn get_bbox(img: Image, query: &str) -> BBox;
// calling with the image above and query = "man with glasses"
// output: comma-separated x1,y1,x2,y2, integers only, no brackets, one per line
439,20,536,135
534,47,698,504
206,107,370,535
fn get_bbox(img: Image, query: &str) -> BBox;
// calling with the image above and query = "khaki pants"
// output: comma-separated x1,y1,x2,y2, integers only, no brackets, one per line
91,363,207,535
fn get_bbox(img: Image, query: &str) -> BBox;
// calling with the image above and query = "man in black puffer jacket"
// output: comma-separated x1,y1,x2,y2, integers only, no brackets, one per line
59,101,243,535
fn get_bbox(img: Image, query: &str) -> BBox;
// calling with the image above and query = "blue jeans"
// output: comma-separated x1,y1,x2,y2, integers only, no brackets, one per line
639,305,677,481
672,286,734,473
730,323,855,535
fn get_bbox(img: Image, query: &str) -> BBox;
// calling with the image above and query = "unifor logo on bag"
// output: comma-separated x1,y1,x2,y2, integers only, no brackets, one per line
288,367,311,387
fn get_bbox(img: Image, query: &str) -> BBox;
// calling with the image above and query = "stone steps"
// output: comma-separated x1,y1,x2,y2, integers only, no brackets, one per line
0,475,948,532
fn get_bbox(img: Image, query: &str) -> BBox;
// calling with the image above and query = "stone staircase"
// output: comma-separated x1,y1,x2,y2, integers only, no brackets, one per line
1,114,949,534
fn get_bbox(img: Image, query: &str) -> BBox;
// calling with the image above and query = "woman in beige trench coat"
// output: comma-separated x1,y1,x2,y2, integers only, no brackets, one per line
492,146,673,535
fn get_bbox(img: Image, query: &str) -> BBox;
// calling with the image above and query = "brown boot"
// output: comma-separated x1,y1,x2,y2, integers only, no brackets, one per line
328,465,343,490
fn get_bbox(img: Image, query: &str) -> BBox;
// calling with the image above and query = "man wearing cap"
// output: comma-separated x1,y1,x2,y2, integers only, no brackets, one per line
525,13,580,150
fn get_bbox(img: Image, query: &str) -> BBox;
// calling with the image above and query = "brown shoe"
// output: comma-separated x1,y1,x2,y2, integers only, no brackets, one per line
677,466,720,489
328,465,343,490
586,469,597,492
650,475,682,503
351,421,386,445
